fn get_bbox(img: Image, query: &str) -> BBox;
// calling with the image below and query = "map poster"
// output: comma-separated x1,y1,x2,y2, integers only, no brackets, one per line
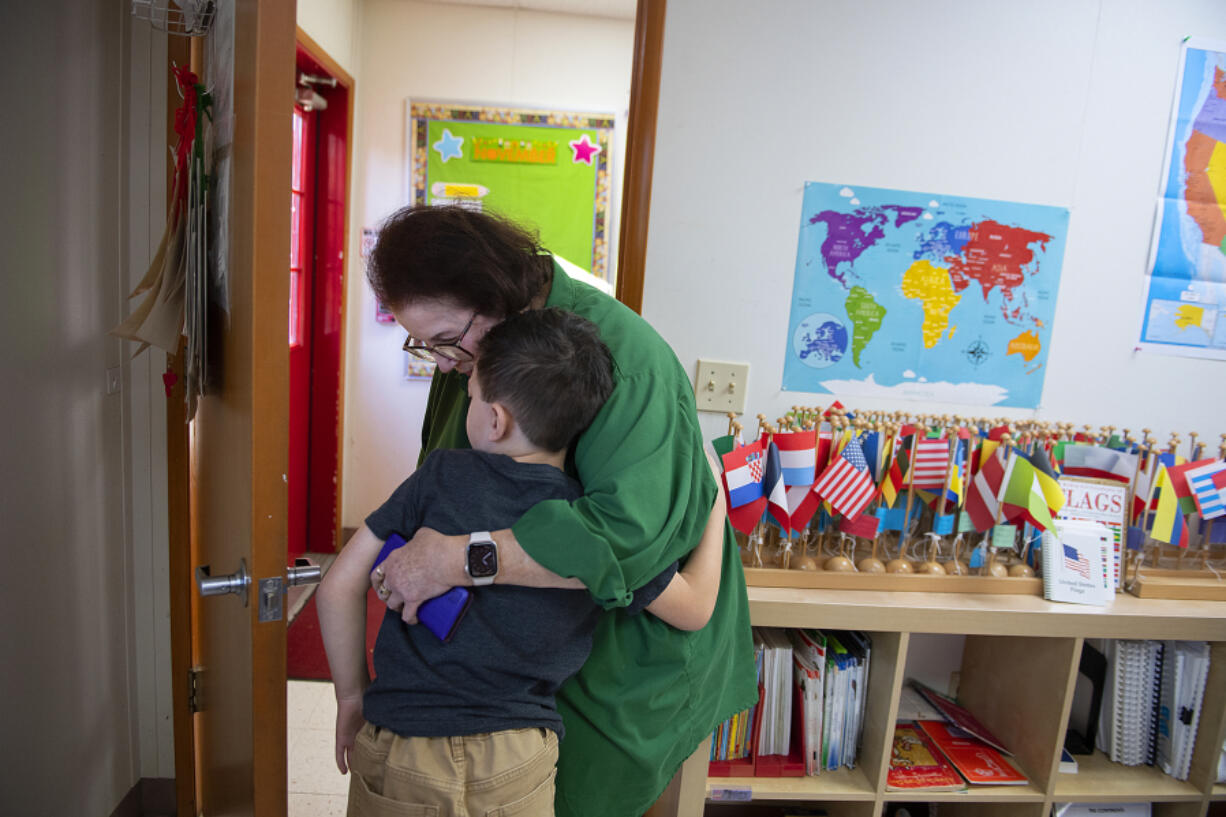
1138,39,1226,360
783,182,1070,408
407,101,615,281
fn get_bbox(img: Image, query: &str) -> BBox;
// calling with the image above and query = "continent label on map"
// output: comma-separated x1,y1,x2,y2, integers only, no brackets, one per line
784,182,1069,408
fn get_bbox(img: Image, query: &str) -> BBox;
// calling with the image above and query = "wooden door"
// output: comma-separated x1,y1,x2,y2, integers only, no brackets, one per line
191,0,295,813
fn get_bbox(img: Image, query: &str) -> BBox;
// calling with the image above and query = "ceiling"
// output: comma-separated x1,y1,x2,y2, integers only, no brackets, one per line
421,0,637,21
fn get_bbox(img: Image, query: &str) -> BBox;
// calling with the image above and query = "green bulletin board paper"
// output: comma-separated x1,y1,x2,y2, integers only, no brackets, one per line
409,102,615,281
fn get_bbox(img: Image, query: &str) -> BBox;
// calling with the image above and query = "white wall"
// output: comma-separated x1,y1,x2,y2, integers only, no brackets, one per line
644,0,1226,448
343,0,635,525
0,1,169,811
298,0,362,71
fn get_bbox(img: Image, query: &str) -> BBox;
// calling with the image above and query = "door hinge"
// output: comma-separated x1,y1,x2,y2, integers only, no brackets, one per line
188,666,203,714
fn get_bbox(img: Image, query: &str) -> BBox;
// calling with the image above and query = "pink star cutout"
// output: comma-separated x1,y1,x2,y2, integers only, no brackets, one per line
568,133,601,165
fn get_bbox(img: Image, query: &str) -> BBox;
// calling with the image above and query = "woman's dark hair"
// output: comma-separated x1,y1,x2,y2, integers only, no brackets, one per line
475,308,615,453
367,205,554,317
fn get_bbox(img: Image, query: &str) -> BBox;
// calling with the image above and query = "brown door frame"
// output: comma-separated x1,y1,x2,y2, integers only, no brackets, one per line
616,0,666,315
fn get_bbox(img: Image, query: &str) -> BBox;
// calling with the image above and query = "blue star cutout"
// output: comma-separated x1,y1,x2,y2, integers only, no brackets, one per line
433,128,464,163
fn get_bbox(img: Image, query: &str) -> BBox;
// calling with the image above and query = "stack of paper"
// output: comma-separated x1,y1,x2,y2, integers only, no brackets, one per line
754,628,794,756
789,629,826,775
821,631,872,771
1098,639,1164,766
1156,640,1211,780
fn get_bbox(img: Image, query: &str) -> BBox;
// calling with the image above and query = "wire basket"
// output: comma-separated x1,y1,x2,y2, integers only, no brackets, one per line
131,0,216,37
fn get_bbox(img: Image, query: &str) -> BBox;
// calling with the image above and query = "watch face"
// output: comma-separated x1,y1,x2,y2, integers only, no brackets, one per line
467,542,497,578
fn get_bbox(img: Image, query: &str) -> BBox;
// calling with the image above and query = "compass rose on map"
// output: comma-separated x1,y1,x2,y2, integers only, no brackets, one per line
963,337,991,367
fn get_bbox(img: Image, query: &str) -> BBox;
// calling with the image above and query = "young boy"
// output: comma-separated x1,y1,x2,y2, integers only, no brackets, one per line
317,308,726,816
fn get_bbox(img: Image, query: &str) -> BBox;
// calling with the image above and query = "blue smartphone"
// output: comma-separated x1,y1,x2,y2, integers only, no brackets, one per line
373,533,472,643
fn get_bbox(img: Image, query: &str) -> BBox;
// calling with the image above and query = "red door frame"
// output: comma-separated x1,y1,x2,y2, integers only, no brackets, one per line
289,31,353,556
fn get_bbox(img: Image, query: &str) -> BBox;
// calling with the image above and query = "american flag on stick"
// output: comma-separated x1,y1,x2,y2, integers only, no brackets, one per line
813,434,878,519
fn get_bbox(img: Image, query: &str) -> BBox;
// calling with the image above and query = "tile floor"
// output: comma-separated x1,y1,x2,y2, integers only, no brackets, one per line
288,678,349,815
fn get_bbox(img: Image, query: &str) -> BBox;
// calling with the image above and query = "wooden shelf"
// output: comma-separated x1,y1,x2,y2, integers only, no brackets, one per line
686,588,1226,817
1054,751,1204,802
707,766,874,801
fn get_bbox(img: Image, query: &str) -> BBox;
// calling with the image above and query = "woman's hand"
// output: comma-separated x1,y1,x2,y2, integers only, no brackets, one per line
370,527,464,624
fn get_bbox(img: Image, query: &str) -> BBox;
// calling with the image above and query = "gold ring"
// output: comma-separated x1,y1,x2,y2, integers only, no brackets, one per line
374,565,385,580
377,584,390,599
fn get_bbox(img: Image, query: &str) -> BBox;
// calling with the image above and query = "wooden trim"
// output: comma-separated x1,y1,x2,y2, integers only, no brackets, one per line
615,0,666,315
294,27,354,552
295,26,354,87
166,30,197,817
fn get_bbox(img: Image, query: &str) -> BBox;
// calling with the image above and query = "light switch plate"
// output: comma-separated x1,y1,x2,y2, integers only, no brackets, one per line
694,360,749,414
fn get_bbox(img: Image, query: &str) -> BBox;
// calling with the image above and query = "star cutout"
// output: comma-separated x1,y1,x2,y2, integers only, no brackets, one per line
568,133,601,165
433,128,464,163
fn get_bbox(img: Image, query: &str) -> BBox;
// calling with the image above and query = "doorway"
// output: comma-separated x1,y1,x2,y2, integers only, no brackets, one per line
288,33,352,560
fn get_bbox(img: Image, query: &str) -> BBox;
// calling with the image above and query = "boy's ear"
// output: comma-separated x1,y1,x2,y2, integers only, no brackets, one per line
488,401,514,442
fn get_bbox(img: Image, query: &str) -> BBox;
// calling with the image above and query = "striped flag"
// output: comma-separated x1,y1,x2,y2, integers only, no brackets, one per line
1186,460,1226,519
1166,458,1218,515
1063,543,1091,580
907,435,950,489
1062,444,1137,485
773,430,817,486
722,440,766,508
965,446,1007,532
763,442,790,530
812,434,877,518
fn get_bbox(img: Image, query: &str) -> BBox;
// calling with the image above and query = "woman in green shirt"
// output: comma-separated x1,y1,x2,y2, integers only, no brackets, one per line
367,205,757,817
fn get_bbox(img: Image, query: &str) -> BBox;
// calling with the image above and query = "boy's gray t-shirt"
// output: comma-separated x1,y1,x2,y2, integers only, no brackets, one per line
363,448,676,739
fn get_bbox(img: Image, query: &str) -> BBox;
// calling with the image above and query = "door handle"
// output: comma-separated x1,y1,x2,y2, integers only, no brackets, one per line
286,557,322,587
196,559,251,606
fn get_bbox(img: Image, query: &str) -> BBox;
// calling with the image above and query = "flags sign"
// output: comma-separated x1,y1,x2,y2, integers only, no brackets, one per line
1186,460,1226,519
813,434,878,519
1062,444,1137,485
722,440,766,508
907,436,950,489
774,430,817,486
1063,543,1091,580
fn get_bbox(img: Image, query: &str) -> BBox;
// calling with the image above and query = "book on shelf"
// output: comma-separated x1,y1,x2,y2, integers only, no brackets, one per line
1056,476,1128,590
1053,804,1151,817
1155,639,1210,781
789,629,826,776
1097,639,1164,766
915,719,1028,785
909,679,1012,755
1040,517,1113,606
886,722,967,792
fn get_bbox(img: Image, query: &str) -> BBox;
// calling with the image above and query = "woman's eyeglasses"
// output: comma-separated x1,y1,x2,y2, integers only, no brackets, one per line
402,312,477,362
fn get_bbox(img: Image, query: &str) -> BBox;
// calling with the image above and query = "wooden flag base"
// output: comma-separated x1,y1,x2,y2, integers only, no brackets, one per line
743,566,1042,596
1128,568,1226,601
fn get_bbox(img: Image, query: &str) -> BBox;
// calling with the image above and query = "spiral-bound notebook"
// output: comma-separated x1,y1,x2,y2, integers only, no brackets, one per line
1041,519,1112,606
1156,640,1210,781
1098,639,1164,767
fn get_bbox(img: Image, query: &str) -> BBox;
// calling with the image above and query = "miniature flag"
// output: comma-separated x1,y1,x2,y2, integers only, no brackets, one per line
839,512,880,540
722,440,766,508
774,429,817,486
907,436,950,489
1061,444,1137,485
1001,455,1056,532
1165,458,1218,515
1063,543,1091,580
1022,446,1065,517
1185,460,1226,519
965,446,1007,532
813,434,877,519
880,436,905,508
1150,466,1189,548
786,484,822,535
763,442,790,530
710,434,737,460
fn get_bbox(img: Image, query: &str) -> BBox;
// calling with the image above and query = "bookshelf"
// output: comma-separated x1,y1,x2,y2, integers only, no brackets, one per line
688,587,1226,817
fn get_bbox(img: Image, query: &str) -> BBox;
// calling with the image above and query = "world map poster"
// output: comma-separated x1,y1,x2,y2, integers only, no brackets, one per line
1139,39,1226,360
783,182,1070,408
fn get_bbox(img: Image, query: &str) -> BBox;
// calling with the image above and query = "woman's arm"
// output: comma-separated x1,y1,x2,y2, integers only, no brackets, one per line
643,452,727,630
375,526,584,624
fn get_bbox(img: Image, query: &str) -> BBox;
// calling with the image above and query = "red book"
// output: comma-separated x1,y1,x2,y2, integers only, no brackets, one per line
911,681,1012,755
886,723,967,791
916,720,1028,785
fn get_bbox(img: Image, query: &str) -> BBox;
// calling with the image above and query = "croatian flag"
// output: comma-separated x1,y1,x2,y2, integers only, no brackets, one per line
1186,460,1226,519
722,440,766,508
1063,543,1091,580
774,430,817,486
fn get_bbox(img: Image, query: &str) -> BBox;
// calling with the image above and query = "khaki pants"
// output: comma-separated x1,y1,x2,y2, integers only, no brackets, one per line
347,722,558,817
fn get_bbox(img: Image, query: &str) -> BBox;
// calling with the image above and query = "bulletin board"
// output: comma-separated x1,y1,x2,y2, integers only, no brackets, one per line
407,101,615,281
